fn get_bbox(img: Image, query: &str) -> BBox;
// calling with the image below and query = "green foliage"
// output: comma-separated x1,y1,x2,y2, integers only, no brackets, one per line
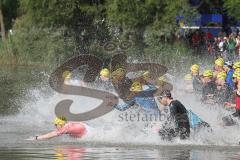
0,0,206,65
144,42,192,64
10,16,76,66
13,29,75,65
0,40,15,64
224,0,240,20
106,0,157,28
106,0,197,55
19,0,76,27
107,0,196,30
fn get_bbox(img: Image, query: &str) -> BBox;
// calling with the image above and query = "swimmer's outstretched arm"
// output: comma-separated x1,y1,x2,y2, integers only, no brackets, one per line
114,98,135,111
25,131,59,141
224,102,236,108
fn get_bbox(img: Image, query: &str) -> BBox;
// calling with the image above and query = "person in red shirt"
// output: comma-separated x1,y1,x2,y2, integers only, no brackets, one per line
204,32,214,55
204,31,213,41
26,116,89,140
192,31,202,47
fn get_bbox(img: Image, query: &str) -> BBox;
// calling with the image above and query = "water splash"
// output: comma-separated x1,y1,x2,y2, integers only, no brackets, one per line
0,56,240,147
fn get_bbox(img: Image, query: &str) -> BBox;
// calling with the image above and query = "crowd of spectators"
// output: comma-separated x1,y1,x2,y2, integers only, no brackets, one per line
186,29,240,61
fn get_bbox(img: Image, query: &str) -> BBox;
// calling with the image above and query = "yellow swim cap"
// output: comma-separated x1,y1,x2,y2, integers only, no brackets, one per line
55,153,64,160
233,61,240,69
233,70,240,78
54,116,67,126
100,68,110,78
217,71,227,80
130,81,142,92
215,58,224,67
143,71,150,80
235,68,240,72
184,74,193,81
62,71,72,79
156,76,167,85
203,69,213,78
190,64,200,73
112,68,125,78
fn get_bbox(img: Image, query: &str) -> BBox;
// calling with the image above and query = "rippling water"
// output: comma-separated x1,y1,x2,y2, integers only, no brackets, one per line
1,145,240,160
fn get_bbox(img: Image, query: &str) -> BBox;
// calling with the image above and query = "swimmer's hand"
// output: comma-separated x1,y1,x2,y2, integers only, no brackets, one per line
224,102,235,108
25,136,38,141
224,102,231,107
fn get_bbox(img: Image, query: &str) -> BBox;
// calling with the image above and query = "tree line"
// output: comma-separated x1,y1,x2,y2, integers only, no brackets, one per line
0,0,239,65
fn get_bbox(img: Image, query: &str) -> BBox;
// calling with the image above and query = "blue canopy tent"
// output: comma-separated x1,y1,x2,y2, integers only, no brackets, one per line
201,14,222,36
179,14,223,36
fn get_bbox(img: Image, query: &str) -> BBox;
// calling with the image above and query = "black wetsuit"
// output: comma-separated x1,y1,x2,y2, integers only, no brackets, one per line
222,109,240,126
216,85,234,104
202,80,217,101
192,75,203,93
159,100,190,140
113,77,133,102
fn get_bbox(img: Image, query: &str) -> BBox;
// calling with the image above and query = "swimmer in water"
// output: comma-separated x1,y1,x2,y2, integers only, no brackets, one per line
157,90,190,140
26,116,89,140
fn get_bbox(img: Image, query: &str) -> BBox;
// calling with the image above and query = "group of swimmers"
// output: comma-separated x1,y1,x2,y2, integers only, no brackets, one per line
27,60,239,141
184,57,240,126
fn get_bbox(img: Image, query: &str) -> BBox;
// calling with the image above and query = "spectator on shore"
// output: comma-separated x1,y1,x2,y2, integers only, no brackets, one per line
218,37,226,58
212,37,220,58
192,31,201,48
223,37,229,59
236,35,240,59
226,34,237,61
